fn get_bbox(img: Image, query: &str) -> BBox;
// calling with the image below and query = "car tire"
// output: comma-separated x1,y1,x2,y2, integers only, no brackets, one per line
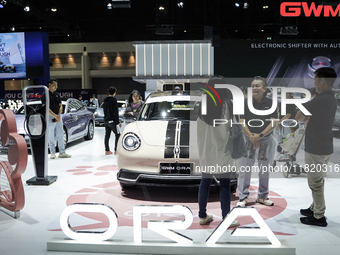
84,121,94,140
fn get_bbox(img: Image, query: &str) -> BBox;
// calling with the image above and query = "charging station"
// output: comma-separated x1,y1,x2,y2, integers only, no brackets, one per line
24,86,57,185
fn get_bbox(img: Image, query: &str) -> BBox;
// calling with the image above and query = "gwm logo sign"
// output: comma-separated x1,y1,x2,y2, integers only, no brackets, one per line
280,2,340,17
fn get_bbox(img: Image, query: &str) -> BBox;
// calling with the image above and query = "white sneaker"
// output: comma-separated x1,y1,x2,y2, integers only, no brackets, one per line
199,214,213,225
229,220,240,228
236,198,248,207
50,153,56,159
256,198,274,206
58,153,72,158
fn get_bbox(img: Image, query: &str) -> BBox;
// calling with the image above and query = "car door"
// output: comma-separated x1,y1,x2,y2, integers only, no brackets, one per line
63,99,82,141
70,99,88,139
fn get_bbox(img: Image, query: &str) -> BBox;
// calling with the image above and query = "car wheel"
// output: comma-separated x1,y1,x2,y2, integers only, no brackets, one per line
84,121,94,140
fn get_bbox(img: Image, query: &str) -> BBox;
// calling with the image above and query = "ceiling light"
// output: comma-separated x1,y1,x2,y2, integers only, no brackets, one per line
159,6,165,10
51,8,57,12
0,0,6,8
243,2,249,9
24,6,30,12
263,5,269,9
107,3,113,9
235,1,240,7
11,26,15,31
177,2,184,8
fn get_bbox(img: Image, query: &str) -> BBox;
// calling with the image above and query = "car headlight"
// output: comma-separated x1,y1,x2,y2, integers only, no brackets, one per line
122,132,141,151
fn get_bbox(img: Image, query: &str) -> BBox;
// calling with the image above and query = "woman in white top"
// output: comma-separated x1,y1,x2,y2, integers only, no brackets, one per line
196,76,239,227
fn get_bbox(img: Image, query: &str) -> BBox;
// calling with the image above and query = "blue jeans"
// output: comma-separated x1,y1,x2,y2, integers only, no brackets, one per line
198,172,231,219
48,115,65,154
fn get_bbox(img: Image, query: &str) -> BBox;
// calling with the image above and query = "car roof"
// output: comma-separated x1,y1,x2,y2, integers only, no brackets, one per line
25,99,72,105
146,91,202,103
148,90,201,98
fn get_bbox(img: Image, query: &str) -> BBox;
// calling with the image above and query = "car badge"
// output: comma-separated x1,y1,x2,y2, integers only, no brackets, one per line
174,147,180,155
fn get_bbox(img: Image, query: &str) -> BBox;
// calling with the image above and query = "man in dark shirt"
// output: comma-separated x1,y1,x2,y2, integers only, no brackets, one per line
42,78,71,159
237,76,277,207
103,86,122,155
296,67,337,227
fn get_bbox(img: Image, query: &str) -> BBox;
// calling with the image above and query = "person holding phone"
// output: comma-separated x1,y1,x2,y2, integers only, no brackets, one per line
42,78,71,159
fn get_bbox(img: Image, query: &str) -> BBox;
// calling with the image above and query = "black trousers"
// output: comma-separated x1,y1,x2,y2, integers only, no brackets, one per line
104,121,120,152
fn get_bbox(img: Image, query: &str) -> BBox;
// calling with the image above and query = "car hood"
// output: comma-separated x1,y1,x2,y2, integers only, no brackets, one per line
134,120,197,147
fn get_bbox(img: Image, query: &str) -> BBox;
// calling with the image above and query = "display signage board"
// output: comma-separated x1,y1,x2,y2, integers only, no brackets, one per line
215,39,340,90
4,89,96,102
0,33,26,79
0,31,48,81
280,2,340,17
48,204,295,254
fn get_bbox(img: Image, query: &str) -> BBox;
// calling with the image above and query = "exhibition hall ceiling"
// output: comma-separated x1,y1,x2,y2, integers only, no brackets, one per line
1,0,340,43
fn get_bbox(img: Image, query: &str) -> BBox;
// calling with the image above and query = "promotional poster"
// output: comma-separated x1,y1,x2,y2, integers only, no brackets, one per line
0,32,26,78
215,39,340,89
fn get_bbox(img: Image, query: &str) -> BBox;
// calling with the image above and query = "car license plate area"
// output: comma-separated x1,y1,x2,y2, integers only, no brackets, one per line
160,163,192,174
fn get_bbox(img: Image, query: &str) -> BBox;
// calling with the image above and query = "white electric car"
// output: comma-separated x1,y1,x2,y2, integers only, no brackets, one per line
117,90,238,191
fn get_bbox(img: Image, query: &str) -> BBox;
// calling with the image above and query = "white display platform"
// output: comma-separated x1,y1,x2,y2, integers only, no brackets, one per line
0,206,20,219
47,238,295,255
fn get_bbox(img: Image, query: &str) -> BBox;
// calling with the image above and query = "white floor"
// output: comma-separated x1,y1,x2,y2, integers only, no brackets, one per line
1,127,340,255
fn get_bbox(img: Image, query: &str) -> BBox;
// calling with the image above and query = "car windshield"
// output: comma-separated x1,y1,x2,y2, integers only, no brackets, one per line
16,102,67,114
139,100,197,121
118,102,126,108
16,103,42,115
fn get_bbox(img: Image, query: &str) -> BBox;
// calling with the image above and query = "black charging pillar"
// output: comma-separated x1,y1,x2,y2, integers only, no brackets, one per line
24,86,57,185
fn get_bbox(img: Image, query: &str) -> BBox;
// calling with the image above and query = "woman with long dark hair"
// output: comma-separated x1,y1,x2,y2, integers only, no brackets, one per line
124,90,144,120
196,76,239,227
